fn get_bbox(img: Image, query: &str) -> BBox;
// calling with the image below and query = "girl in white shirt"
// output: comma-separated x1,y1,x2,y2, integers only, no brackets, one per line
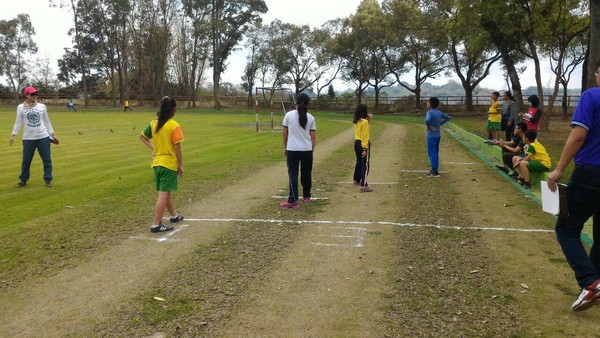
280,93,316,209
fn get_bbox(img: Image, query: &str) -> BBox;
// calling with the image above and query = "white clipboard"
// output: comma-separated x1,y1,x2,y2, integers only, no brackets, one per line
541,180,567,216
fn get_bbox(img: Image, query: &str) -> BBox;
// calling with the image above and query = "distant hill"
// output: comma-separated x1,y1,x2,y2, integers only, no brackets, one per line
352,80,582,98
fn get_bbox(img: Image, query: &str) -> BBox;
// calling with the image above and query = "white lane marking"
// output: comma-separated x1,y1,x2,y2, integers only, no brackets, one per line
338,181,399,185
271,195,329,200
182,218,554,233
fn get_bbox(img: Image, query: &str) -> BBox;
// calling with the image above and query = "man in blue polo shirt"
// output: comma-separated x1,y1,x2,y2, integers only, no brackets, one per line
548,66,600,311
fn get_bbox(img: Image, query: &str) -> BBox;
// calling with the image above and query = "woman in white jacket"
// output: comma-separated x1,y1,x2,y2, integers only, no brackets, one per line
9,86,57,187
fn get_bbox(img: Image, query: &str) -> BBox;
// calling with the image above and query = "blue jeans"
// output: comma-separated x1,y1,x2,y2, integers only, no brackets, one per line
555,165,600,288
20,138,52,183
427,135,441,172
286,150,313,202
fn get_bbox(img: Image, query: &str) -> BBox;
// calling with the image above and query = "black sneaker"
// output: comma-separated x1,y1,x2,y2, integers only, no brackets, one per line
15,182,26,188
150,224,174,233
508,171,518,178
169,214,184,223
495,165,509,174
523,182,532,190
426,171,440,177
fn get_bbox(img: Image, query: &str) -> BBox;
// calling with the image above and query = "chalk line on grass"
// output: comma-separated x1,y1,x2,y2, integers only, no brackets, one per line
338,181,399,185
182,218,554,234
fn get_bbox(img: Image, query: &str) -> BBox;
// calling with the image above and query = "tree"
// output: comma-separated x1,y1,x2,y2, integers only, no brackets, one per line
385,0,449,109
194,0,267,109
477,0,528,116
241,23,268,108
584,0,599,90
444,0,501,111
181,0,212,107
327,84,336,100
0,14,38,102
352,0,396,111
542,0,588,122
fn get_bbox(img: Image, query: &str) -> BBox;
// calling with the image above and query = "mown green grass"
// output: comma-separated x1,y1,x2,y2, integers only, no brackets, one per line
0,107,350,287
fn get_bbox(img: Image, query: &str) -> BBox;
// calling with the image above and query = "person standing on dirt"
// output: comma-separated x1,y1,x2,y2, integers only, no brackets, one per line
425,97,451,177
547,67,600,312
500,91,516,141
139,96,185,233
9,86,57,188
353,104,373,192
280,92,316,209
521,95,542,132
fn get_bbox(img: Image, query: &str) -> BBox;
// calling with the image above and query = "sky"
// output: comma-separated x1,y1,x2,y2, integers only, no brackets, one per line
1,0,580,92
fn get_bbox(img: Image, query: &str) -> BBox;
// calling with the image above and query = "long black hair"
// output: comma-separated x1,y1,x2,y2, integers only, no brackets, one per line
527,95,540,107
353,104,368,124
156,96,177,133
295,92,311,129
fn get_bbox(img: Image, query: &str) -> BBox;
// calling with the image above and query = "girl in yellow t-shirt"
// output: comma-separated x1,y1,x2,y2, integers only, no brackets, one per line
139,96,185,233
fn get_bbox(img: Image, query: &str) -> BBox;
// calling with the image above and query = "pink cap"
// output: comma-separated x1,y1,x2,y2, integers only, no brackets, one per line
23,86,38,96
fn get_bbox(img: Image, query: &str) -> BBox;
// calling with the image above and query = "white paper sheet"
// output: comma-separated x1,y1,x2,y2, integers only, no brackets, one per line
541,180,560,215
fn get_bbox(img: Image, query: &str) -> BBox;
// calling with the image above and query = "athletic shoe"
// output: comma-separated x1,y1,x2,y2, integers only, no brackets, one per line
572,280,600,311
352,181,360,186
169,214,184,223
426,171,440,177
15,182,26,188
150,223,174,233
508,171,519,178
303,197,311,203
280,201,300,209
359,186,373,192
523,182,532,190
518,177,525,185
45,180,52,187
495,165,509,174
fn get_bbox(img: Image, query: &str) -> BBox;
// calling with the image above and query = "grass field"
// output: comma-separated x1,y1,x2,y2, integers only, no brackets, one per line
0,107,352,288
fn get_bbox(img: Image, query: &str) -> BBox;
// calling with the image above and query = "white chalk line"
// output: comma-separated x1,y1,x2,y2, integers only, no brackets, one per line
444,162,476,165
314,226,366,248
398,170,449,173
338,181,398,185
182,218,554,234
271,195,329,200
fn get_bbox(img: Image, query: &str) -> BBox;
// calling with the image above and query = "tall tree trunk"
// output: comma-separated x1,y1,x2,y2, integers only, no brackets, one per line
587,0,600,90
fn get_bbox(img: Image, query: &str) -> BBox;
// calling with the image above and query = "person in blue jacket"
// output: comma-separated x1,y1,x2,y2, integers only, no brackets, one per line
425,97,451,177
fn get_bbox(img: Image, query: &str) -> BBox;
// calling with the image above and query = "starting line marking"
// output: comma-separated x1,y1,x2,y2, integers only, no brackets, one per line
182,218,554,234
338,181,398,185
271,195,329,200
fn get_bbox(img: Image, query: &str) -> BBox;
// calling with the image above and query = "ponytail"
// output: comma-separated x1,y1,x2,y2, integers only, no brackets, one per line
295,92,310,129
156,96,177,133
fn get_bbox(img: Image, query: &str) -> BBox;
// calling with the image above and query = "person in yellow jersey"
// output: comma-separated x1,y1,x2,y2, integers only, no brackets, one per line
124,99,133,111
512,130,551,190
139,96,185,233
353,104,373,192
486,91,502,142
